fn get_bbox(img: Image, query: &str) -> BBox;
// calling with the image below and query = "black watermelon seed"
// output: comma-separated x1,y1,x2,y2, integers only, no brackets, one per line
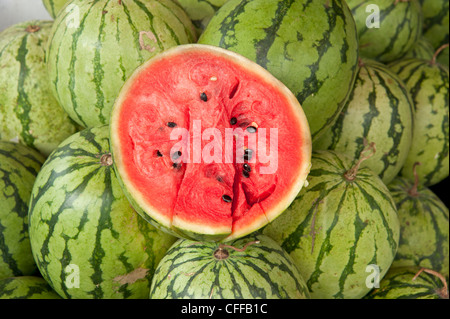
167,122,177,128
243,163,251,172
244,149,253,161
200,92,208,102
230,117,237,125
172,151,182,160
173,163,179,169
156,150,163,157
222,195,232,203
242,170,250,178
246,126,257,133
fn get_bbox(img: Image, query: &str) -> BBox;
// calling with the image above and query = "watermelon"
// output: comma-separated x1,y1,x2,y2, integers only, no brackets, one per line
263,149,400,299
177,0,229,34
46,0,197,128
149,234,310,299
346,0,423,63
389,57,449,187
198,0,359,141
314,59,414,185
0,142,45,280
110,44,312,242
0,20,78,156
365,267,449,299
437,46,449,69
42,0,69,19
420,0,449,50
403,37,435,60
28,126,177,299
388,169,449,277
0,276,61,299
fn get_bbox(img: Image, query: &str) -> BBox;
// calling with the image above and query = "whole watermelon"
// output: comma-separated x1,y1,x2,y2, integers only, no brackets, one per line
0,142,45,280
420,0,449,50
365,266,449,299
346,0,423,63
28,126,177,299
0,276,61,299
263,150,400,299
198,0,359,141
314,59,414,185
177,0,229,34
389,58,449,186
46,0,197,128
0,20,78,156
42,0,68,19
150,234,310,299
388,174,449,277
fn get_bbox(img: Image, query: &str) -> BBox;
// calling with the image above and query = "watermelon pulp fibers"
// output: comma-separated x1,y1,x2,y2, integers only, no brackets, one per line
111,44,312,242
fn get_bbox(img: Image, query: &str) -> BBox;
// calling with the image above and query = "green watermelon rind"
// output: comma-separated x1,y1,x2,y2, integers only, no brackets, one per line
149,234,311,299
0,142,45,280
313,59,415,185
0,20,78,156
263,150,400,299
0,276,61,299
28,126,177,299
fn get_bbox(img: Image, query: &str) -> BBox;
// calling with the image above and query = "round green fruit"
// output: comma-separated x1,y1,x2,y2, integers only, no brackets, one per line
28,126,177,299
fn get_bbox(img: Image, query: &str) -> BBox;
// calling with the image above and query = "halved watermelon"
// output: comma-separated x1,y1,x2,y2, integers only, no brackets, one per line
110,44,311,242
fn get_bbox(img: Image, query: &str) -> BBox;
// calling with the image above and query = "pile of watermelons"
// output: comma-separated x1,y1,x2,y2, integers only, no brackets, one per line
0,0,448,300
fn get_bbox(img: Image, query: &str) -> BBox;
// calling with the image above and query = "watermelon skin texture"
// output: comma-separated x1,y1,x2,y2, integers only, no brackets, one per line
28,126,177,299
314,59,414,185
420,0,449,50
0,20,78,157
365,266,448,299
177,0,229,34
263,150,400,299
403,37,435,61
388,177,449,278
42,0,69,19
347,0,423,63
0,142,45,280
198,0,359,142
389,58,449,187
150,234,310,299
0,276,61,299
46,0,197,129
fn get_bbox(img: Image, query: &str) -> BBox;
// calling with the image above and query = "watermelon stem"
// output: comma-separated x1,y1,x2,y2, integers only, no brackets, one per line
25,25,40,33
431,44,450,65
100,153,113,166
344,142,376,181
412,268,449,299
408,162,421,197
219,240,260,252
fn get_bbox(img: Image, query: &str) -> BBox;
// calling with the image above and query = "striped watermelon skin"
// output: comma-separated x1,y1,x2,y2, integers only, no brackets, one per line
420,0,449,50
437,47,449,69
198,0,359,141
263,150,400,299
42,0,69,19
0,20,78,156
0,276,61,299
347,0,423,63
177,0,229,34
388,177,449,277
46,0,197,129
403,37,435,61
365,266,448,299
150,234,310,299
0,142,45,280
389,58,449,187
314,59,414,185
28,126,177,299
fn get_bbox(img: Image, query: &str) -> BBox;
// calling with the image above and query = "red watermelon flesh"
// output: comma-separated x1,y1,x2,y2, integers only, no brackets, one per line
111,44,311,241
